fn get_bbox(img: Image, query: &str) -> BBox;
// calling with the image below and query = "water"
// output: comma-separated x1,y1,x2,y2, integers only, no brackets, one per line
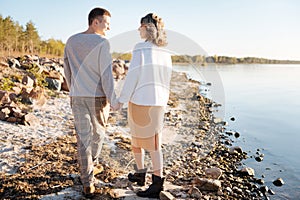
174,64,300,199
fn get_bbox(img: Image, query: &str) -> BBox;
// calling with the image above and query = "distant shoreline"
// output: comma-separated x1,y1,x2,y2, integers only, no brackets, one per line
172,61,300,66
172,60,300,66
171,54,300,65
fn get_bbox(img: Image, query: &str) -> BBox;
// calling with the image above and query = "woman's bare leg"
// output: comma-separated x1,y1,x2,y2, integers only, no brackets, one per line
149,134,163,177
132,145,145,169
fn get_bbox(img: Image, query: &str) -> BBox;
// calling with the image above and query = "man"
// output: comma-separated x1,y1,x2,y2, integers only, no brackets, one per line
63,7,117,196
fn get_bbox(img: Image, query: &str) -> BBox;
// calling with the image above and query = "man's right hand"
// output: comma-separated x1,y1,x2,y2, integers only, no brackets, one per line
110,102,123,111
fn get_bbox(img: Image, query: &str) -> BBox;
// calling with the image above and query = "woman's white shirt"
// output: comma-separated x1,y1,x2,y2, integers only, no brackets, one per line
119,42,172,106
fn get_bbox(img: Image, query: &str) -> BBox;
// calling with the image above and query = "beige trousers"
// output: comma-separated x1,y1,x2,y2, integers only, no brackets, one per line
71,97,109,187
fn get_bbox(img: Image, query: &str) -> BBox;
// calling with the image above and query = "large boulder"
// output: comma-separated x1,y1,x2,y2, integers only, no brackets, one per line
205,167,222,179
29,86,47,107
8,58,21,68
24,113,40,126
45,77,61,91
239,167,255,176
0,90,11,104
22,75,35,88
0,107,11,120
193,177,221,191
0,61,9,67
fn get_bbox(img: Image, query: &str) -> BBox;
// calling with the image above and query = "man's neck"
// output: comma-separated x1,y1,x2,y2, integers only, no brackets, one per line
83,27,105,36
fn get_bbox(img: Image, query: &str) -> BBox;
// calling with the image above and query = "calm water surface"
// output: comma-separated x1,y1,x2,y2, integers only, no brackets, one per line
174,64,300,199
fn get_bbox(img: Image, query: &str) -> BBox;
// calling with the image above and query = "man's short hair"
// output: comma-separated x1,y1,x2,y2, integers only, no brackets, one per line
88,7,111,25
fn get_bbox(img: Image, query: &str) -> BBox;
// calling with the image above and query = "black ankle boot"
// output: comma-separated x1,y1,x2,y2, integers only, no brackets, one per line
128,165,147,186
136,174,164,198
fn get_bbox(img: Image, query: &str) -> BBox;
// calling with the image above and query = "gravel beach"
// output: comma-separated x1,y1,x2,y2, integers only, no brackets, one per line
0,71,269,199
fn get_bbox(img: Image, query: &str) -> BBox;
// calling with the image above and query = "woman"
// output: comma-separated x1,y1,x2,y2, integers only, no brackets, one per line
116,13,172,198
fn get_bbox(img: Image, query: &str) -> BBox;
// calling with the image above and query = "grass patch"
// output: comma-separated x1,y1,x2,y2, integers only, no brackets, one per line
0,77,15,91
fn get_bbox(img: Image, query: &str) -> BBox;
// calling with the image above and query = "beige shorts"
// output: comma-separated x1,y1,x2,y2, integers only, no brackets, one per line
128,102,165,151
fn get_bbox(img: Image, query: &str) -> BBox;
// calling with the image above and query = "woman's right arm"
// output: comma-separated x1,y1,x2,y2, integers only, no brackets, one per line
118,44,143,104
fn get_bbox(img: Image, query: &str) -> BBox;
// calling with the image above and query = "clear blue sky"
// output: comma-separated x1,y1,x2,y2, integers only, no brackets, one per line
1,0,299,60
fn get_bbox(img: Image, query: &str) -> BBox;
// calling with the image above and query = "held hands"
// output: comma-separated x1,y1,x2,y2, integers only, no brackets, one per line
111,102,123,111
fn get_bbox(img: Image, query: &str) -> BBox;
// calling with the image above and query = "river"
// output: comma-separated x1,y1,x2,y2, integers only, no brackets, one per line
174,64,300,199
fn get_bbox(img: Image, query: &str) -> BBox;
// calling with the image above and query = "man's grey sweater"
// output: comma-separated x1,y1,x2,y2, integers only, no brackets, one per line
64,33,116,104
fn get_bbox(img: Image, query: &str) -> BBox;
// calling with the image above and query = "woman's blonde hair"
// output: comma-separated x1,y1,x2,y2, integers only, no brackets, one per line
140,13,167,47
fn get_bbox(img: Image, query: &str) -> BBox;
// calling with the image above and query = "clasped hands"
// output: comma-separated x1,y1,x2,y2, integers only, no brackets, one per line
111,102,123,111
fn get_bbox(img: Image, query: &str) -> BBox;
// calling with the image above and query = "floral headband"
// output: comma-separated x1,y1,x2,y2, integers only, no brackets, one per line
140,13,164,30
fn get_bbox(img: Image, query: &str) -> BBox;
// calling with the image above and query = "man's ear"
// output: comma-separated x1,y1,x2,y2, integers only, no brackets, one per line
91,18,97,26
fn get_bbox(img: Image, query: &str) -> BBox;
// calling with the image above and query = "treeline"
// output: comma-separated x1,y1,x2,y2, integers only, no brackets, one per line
2,15,299,64
171,55,300,65
113,53,300,65
0,15,64,57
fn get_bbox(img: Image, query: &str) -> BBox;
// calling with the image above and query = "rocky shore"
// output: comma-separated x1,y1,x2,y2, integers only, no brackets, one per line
0,56,281,199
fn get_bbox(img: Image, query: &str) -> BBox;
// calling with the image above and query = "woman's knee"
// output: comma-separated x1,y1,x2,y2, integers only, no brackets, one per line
132,145,142,153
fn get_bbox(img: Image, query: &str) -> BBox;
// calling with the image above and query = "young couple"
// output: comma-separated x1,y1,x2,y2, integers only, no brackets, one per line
63,7,172,198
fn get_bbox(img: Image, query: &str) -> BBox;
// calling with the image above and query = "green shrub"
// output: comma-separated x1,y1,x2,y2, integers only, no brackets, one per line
0,77,14,91
26,64,48,88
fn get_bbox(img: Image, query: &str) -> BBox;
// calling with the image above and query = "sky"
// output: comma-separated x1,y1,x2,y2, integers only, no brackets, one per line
1,0,300,60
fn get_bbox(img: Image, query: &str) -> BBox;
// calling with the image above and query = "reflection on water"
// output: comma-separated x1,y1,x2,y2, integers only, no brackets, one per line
174,64,300,199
